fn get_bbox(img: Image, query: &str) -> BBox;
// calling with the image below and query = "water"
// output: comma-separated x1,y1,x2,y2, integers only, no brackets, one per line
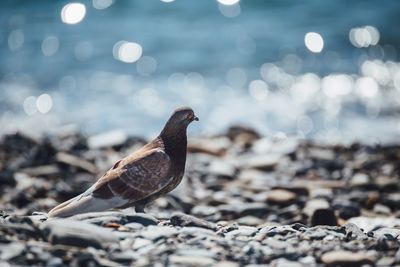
1,0,400,143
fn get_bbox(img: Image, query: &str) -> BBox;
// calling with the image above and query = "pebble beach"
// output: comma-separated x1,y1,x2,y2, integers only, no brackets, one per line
1,126,399,266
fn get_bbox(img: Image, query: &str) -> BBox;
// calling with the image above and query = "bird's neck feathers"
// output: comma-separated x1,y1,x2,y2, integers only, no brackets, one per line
158,123,188,163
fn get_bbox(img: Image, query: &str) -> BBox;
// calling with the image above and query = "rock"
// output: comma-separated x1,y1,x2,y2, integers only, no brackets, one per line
266,189,297,206
191,205,219,217
332,199,361,220
40,219,118,249
188,137,230,156
87,130,128,149
169,255,215,266
372,227,400,239
311,209,337,226
20,165,59,177
207,160,236,179
170,213,217,231
237,216,263,226
0,170,16,188
348,217,400,232
56,152,97,173
303,198,330,217
132,238,152,250
309,148,335,160
139,226,178,240
239,154,281,171
0,242,25,260
214,261,240,267
226,126,260,143
373,204,391,215
376,257,395,267
225,226,258,240
350,173,370,187
321,251,375,266
126,213,158,226
272,258,303,267
343,222,366,239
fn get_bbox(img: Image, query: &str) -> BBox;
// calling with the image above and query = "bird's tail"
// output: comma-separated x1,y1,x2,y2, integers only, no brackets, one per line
48,193,119,218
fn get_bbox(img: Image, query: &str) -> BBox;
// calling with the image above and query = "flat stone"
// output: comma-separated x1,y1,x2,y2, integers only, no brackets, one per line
303,198,330,217
332,199,361,220
207,160,236,178
321,250,375,266
214,261,240,267
69,211,124,221
266,189,297,205
0,242,25,260
40,219,118,249
343,222,366,239
87,130,128,149
239,154,281,171
170,213,217,231
272,258,303,267
56,152,97,173
237,216,263,226
126,213,158,226
191,205,219,217
348,217,400,232
350,173,370,186
132,238,152,250
373,227,400,239
225,226,258,239
169,255,215,266
139,226,178,240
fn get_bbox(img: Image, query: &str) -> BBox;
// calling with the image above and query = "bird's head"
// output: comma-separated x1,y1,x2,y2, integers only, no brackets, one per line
168,106,199,127
161,107,198,137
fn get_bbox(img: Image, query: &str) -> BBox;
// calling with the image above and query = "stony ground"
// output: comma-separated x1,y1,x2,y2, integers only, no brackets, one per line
0,126,400,266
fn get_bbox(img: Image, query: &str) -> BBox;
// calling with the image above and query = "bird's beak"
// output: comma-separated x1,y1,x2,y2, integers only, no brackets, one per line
193,115,199,121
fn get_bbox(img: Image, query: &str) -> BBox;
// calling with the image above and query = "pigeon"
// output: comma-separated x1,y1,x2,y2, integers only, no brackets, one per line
48,107,198,218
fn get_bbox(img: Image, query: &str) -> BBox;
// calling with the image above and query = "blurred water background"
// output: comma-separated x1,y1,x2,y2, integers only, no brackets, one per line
1,0,400,143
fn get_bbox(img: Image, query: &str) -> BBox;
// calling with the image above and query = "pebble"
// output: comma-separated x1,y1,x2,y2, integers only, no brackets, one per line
40,219,118,249
170,213,217,230
139,226,178,240
0,242,25,260
310,209,337,226
266,189,297,205
87,130,128,149
169,255,215,266
321,250,375,266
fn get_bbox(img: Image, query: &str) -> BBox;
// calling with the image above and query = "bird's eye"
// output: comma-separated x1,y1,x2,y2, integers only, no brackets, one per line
186,114,193,121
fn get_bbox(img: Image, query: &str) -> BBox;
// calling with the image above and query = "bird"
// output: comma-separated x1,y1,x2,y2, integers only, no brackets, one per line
48,107,198,218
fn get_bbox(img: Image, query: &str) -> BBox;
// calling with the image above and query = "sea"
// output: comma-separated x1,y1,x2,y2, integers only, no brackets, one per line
1,0,400,144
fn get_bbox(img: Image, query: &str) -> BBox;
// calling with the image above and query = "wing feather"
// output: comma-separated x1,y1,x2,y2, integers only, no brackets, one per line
92,148,172,204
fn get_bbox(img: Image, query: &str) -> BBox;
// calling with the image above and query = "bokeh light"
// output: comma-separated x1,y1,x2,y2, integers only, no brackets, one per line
113,41,143,63
61,3,86,24
304,32,324,53
41,36,59,57
218,0,240,6
8,29,24,52
349,26,380,48
249,80,269,101
23,96,37,116
136,56,157,76
92,0,114,10
36,94,53,114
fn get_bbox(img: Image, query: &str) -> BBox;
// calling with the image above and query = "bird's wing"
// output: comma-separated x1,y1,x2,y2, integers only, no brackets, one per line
91,148,172,202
